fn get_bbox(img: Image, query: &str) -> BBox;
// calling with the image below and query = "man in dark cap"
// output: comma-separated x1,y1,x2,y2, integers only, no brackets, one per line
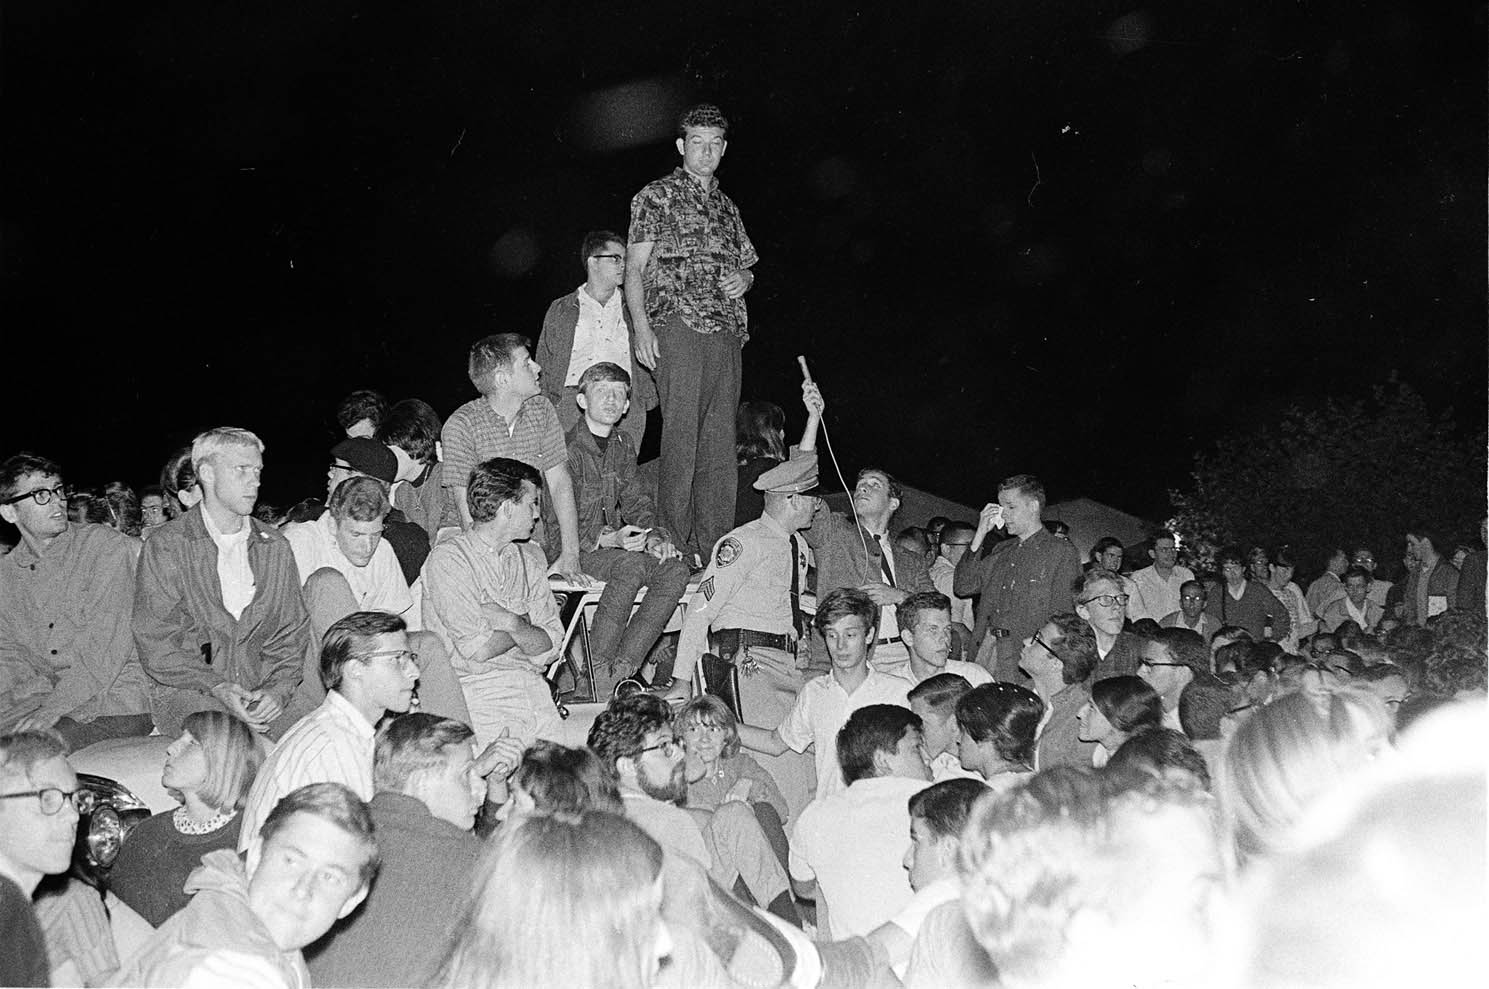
663,382,824,816
323,437,429,586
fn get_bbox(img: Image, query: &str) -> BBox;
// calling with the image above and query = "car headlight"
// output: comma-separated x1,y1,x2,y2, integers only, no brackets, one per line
86,804,126,869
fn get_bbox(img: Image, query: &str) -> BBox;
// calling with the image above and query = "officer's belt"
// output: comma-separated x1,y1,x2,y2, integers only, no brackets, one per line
985,627,1012,638
875,634,903,646
715,629,794,658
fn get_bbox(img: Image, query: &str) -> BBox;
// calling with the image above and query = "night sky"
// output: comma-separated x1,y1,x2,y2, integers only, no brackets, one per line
5,1,1485,520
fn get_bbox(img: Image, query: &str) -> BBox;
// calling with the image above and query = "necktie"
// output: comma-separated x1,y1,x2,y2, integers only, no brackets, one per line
873,533,897,588
788,533,806,637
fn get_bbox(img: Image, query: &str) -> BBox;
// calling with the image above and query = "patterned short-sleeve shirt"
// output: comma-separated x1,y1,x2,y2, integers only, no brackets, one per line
629,167,758,341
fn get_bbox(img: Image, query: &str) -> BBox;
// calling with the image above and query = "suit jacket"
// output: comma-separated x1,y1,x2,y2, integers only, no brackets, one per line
1402,558,1460,625
1036,682,1095,771
133,506,311,730
535,290,659,415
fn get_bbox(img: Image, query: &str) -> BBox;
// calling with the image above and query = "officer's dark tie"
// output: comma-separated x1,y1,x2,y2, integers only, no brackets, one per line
788,533,806,636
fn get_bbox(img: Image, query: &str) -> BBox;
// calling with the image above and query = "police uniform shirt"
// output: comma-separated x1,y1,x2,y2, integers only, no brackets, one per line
677,513,797,665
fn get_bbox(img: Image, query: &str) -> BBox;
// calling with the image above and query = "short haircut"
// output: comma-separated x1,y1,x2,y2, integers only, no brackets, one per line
1105,728,1211,790
577,361,632,395
1151,530,1177,545
377,399,443,467
466,457,543,524
0,729,69,788
1091,536,1124,561
897,591,951,632
374,713,475,793
909,778,989,841
181,711,265,812
837,704,922,785
1044,519,1069,536
259,782,379,886
513,741,624,816
814,586,879,637
1151,627,1211,677
940,521,976,543
587,693,673,771
1342,566,1372,585
579,229,624,267
320,611,407,692
907,673,973,714
857,467,903,505
1405,525,1441,552
328,475,391,523
1090,676,1164,734
1212,624,1254,645
1180,579,1206,598
1272,546,1298,569
998,473,1046,507
677,103,729,138
1215,545,1246,568
1178,677,1234,741
896,526,931,556
336,390,388,433
955,683,1045,768
1046,613,1099,685
0,453,63,501
1078,568,1123,600
190,427,264,474
467,333,532,391
677,694,740,759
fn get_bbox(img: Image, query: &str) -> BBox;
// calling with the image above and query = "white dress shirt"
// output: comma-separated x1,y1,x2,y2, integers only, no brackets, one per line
201,507,256,620
564,285,632,384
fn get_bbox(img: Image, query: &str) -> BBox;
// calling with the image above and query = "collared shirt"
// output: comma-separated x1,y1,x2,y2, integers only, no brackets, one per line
928,556,974,628
420,533,563,678
777,668,914,800
954,528,1081,678
678,512,800,668
789,775,931,939
628,167,759,340
282,512,415,624
1160,610,1215,639
1127,564,1196,623
564,285,632,385
873,657,992,688
890,879,962,978
438,394,568,532
0,523,151,726
201,507,256,620
238,690,377,866
929,751,981,782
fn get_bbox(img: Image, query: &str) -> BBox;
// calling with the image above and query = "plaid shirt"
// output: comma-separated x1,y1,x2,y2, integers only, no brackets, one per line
438,395,568,533
629,167,758,340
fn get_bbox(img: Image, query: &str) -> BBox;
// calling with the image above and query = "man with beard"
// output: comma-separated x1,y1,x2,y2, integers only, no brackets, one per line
587,693,798,923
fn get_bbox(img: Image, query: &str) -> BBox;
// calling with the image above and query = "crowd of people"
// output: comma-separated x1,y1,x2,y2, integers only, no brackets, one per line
2,101,1486,988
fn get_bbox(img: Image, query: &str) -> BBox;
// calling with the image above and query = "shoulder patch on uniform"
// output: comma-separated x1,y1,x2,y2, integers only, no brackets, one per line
700,577,716,601
714,537,743,568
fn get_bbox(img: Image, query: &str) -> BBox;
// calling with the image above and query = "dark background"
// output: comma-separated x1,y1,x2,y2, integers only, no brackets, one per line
4,1,1484,520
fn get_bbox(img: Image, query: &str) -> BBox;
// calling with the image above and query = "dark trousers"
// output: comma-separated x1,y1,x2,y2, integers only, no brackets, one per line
580,547,692,684
656,313,741,559
53,713,154,751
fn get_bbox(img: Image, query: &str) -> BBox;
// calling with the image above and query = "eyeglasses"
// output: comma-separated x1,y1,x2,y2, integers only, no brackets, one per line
2,485,69,507
637,737,680,757
362,649,418,667
1031,632,1059,658
0,787,96,815
1080,593,1130,608
590,253,624,263
1139,659,1190,670
941,541,971,549
1179,594,1206,602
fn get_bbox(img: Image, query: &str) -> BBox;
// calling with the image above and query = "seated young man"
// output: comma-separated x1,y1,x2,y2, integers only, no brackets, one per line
737,588,915,802
239,612,418,867
875,592,993,686
1016,612,1099,771
307,713,518,989
321,437,431,587
115,783,379,989
907,673,978,781
420,457,565,749
282,476,468,723
0,453,153,747
789,704,932,939
867,777,988,980
546,362,690,697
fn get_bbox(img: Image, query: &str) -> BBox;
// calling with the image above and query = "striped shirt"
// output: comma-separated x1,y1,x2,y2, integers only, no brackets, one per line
438,395,567,530
237,690,375,866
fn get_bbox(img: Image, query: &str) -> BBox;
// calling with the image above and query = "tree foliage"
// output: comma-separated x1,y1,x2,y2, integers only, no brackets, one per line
1169,381,1486,579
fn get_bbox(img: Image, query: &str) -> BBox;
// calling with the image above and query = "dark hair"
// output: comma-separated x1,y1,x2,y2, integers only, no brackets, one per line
1045,613,1099,684
1215,545,1246,569
908,778,989,841
1342,566,1372,585
0,452,63,502
374,713,476,792
321,611,408,692
1044,519,1069,536
467,334,533,391
259,782,379,886
1105,728,1211,790
813,587,878,637
940,521,976,544
1405,526,1441,553
587,693,673,771
735,400,786,463
1212,624,1254,644
677,103,729,139
336,390,388,434
955,683,1044,768
160,446,197,512
99,485,142,536
467,457,543,524
856,468,903,507
1151,530,1177,546
514,741,624,815
1090,676,1164,734
377,399,443,467
579,230,625,268
328,475,391,523
837,704,922,785
907,673,973,714
896,526,932,556
1151,627,1210,677
898,591,952,632
1178,677,1234,741
577,361,632,395
998,473,1046,507
1271,546,1298,570
1090,536,1124,564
